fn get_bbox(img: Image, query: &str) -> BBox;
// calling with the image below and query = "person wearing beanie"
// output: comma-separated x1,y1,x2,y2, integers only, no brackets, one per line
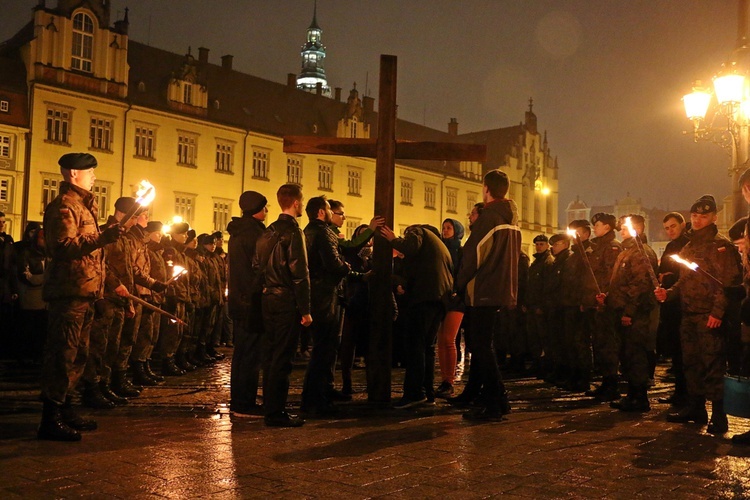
227,191,268,416
656,194,742,435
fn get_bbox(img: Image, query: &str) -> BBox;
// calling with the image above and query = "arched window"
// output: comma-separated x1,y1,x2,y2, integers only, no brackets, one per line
72,12,94,73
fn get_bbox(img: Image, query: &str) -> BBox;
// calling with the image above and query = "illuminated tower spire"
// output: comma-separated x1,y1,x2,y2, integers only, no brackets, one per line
297,0,331,97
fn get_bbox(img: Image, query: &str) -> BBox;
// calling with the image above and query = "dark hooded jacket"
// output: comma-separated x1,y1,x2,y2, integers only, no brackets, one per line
390,225,453,306
226,214,266,320
441,218,464,278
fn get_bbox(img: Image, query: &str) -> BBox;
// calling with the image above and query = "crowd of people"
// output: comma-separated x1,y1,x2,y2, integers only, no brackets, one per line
5,150,750,443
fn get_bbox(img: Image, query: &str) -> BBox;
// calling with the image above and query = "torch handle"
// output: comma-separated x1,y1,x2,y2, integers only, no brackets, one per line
573,235,602,296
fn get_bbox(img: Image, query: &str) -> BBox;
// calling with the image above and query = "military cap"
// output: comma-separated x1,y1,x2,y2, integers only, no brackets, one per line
211,231,223,240
171,222,190,234
532,234,548,243
114,197,137,214
591,212,617,229
739,168,750,188
198,233,215,246
568,219,591,229
145,221,163,233
690,194,717,214
729,216,747,241
239,190,267,214
58,152,97,170
549,233,570,246
185,229,197,244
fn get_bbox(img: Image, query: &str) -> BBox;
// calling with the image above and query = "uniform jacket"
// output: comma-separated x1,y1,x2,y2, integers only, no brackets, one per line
185,247,208,308
456,198,520,308
199,246,222,305
164,240,190,303
253,213,311,316
390,225,453,306
527,249,553,310
607,237,658,317
125,225,155,298
658,233,689,289
42,181,105,301
544,247,570,311
667,224,742,318
226,214,265,319
147,241,167,305
590,230,622,293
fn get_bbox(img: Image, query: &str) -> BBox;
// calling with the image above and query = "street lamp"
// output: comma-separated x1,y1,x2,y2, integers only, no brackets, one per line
682,1,750,223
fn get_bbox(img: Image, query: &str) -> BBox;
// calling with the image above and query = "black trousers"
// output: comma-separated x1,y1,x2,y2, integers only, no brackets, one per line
261,293,302,417
403,301,444,400
302,289,339,409
470,306,506,411
230,292,265,409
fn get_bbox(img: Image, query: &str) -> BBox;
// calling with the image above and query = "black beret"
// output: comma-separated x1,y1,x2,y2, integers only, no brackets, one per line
568,219,591,229
591,212,617,228
185,229,196,244
145,221,163,233
58,152,97,170
549,233,570,245
239,191,267,214
171,222,190,234
740,168,750,188
211,231,223,240
532,234,548,243
729,216,747,241
198,233,215,246
114,197,136,214
690,194,717,214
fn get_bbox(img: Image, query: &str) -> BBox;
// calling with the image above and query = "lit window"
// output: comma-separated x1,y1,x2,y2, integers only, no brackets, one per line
467,191,478,213
252,148,269,179
183,83,192,105
0,135,10,159
92,182,111,222
46,106,71,144
318,162,333,190
216,142,233,173
71,12,94,73
425,183,436,209
134,125,156,159
347,167,361,195
174,193,196,224
446,187,458,213
350,117,358,138
41,174,62,213
0,177,10,203
177,133,197,166
287,156,302,185
345,218,361,239
89,116,113,151
0,100,8,113
213,199,232,232
401,178,413,205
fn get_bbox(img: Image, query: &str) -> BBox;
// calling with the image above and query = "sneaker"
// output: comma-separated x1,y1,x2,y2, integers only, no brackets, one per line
393,396,427,409
435,382,455,398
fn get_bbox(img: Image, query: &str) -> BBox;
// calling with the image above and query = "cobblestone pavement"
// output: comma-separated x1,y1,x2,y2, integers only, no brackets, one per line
1,352,750,499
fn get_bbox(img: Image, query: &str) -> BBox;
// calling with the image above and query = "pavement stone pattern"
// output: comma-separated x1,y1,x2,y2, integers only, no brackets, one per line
1,353,750,499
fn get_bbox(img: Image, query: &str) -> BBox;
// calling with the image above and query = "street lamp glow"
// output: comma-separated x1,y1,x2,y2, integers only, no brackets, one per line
714,72,745,105
683,88,712,120
541,186,551,196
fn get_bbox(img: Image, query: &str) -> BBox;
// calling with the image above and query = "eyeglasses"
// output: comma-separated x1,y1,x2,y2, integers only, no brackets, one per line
332,212,345,216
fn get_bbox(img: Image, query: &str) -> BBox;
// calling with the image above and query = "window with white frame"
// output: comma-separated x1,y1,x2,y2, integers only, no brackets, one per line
0,176,11,204
91,182,111,222
347,167,362,195
215,141,233,173
252,148,269,179
401,178,413,205
134,125,156,159
345,218,361,239
0,100,8,113
89,116,113,151
287,155,303,185
424,183,436,209
318,161,333,190
467,191,478,213
213,198,232,232
71,12,94,73
177,132,197,166
46,106,72,144
183,83,193,105
350,117,358,138
174,193,196,224
446,187,458,213
0,134,10,159
41,174,62,213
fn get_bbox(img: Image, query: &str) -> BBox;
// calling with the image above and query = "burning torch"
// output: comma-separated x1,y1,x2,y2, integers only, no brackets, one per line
119,180,156,227
566,228,602,295
669,254,724,287
165,264,188,286
622,216,660,289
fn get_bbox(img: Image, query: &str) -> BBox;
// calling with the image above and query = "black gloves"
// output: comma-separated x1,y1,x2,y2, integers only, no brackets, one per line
99,225,123,246
150,281,169,293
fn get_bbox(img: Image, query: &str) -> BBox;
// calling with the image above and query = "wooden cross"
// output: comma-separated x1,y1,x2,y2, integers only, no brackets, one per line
284,55,486,402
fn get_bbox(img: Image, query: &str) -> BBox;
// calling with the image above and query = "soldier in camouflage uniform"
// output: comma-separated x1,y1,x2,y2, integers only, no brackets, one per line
38,153,123,441
179,229,207,371
543,233,572,385
526,234,554,378
158,222,191,376
598,214,658,412
585,213,623,401
142,222,168,381
656,195,742,434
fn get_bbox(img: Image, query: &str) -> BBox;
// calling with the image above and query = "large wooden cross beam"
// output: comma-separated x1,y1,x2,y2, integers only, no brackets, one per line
283,55,486,402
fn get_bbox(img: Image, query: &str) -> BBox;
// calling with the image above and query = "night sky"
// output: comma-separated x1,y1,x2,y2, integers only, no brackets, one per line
1,0,742,214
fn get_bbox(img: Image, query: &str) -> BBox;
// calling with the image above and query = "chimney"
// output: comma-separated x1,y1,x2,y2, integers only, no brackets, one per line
363,96,374,113
316,82,323,95
334,87,341,101
198,47,209,64
448,118,458,136
287,73,297,88
221,54,233,70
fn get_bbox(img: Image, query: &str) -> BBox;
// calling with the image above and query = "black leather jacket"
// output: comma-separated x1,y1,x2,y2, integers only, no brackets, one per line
253,214,311,316
304,219,350,291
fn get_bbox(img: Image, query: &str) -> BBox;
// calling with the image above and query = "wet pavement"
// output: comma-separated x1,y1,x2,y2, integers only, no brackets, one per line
2,352,750,499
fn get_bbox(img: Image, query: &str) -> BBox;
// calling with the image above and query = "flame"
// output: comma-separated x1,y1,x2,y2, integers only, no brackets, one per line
623,217,637,238
135,180,156,207
565,228,577,238
163,216,183,234
172,265,186,278
670,254,699,271
224,287,228,298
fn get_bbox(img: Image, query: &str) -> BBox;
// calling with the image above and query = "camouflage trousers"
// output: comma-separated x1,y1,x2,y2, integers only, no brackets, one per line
83,299,123,385
157,301,186,359
592,306,620,378
40,299,95,404
131,306,155,363
116,303,142,372
681,312,727,401
616,307,654,386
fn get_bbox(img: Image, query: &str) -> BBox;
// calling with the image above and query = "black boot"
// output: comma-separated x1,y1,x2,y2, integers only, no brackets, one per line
206,345,226,361
82,382,116,410
162,356,186,376
111,371,141,398
175,351,196,372
99,381,128,406
617,385,650,412
610,384,636,410
586,376,620,401
667,396,708,424
707,400,729,434
38,400,81,441
144,360,165,382
131,361,159,386
195,344,215,365
60,397,98,431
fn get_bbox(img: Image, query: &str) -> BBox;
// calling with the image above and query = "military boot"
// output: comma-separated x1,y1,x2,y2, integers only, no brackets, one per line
587,376,620,402
82,382,116,409
175,351,196,372
206,345,225,361
617,385,651,412
162,356,186,376
666,396,708,424
144,360,165,383
707,400,729,434
131,361,159,386
60,397,98,431
610,384,636,410
111,371,141,398
194,344,215,365
99,381,128,406
38,400,81,442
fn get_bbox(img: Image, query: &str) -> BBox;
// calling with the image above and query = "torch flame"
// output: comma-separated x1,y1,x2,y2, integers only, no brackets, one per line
623,217,637,238
135,180,156,207
670,254,699,271
566,228,577,238
172,265,186,278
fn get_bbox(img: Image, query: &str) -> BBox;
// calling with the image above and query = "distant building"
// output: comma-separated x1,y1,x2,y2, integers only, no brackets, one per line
296,3,331,98
0,0,560,249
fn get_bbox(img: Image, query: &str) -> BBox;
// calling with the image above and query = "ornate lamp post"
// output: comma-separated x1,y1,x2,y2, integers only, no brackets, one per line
683,0,750,223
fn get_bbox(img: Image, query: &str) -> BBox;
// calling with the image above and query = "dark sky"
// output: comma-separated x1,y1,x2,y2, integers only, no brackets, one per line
1,0,742,212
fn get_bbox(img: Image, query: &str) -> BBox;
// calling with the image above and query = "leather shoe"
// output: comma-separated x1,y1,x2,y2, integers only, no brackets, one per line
264,411,305,427
38,402,81,442
82,383,116,410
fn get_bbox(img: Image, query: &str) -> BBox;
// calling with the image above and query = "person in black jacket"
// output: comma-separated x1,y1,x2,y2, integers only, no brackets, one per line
301,196,351,416
227,190,268,416
253,184,311,428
